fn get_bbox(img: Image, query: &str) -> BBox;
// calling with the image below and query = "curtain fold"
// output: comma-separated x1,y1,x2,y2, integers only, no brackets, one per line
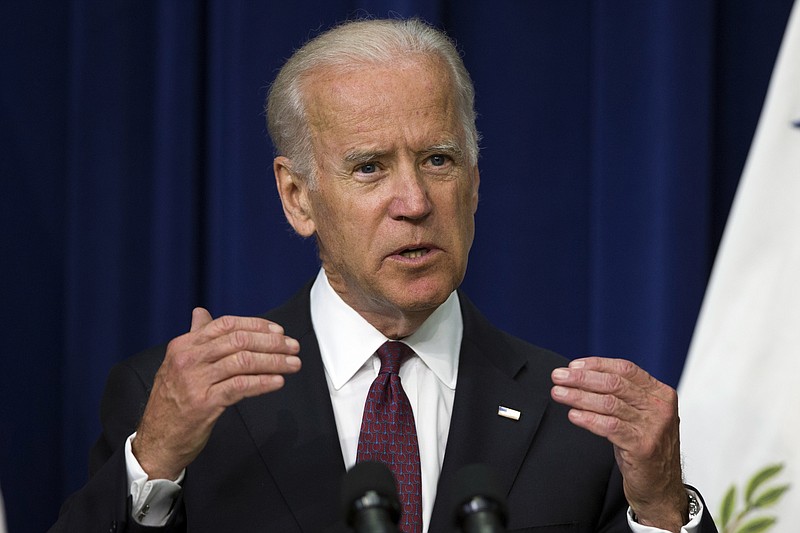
587,1,715,386
1,1,794,531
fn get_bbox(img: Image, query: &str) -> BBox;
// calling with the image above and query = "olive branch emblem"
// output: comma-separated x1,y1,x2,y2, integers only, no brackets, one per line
718,464,790,533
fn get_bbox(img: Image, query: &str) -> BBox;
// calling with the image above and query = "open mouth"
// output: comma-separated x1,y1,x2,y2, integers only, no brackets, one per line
399,247,430,259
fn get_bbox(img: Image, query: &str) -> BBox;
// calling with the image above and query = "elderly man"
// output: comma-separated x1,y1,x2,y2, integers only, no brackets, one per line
51,18,717,533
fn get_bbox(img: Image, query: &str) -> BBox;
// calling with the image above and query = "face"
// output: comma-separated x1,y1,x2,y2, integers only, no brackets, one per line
276,55,479,337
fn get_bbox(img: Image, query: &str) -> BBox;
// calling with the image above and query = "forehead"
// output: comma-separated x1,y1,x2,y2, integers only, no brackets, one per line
301,55,460,153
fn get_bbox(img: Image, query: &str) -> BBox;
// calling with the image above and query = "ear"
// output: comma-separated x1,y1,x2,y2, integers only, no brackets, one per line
274,156,316,237
470,165,480,213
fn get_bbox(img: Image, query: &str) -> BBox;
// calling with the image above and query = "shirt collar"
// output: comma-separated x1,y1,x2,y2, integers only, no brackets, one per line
310,269,462,391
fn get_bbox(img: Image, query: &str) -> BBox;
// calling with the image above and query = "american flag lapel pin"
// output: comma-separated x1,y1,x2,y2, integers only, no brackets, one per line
497,405,521,421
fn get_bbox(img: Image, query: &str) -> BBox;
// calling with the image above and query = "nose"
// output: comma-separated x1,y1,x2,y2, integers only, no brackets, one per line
388,168,432,221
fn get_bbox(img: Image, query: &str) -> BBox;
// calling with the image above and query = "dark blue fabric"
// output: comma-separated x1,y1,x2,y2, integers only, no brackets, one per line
0,1,794,531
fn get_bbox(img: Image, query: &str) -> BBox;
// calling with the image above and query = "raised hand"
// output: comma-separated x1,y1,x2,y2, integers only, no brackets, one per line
132,307,302,480
551,357,688,532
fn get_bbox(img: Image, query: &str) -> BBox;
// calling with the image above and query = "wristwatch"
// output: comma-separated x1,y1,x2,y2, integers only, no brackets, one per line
687,491,701,520
631,491,701,524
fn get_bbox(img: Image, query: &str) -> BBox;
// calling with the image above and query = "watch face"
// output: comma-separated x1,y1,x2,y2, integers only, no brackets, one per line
687,493,701,519
630,492,700,524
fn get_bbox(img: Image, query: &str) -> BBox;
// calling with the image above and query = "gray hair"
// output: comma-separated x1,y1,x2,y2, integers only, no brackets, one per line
265,18,480,187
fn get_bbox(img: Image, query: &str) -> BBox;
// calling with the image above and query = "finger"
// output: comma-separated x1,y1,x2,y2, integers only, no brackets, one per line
555,358,674,405
569,357,670,399
551,365,639,403
569,357,650,384
552,375,679,455
196,327,300,366
195,314,285,343
190,307,214,332
562,402,677,459
551,384,640,422
209,373,288,407
563,408,640,450
210,349,302,385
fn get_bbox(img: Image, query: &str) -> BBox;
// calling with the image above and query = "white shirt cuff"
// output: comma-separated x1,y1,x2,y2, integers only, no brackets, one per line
627,488,705,533
125,432,184,526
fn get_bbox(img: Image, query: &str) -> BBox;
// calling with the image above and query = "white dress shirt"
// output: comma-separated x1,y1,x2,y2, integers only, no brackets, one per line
311,269,460,532
125,269,703,532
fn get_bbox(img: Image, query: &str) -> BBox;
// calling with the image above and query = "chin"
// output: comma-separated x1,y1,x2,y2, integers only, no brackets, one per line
390,279,456,313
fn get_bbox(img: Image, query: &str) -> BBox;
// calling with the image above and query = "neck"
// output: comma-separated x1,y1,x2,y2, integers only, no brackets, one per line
322,271,439,339
355,307,435,339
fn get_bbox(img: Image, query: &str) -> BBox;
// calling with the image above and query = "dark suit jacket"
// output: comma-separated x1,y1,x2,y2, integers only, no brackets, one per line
51,284,718,532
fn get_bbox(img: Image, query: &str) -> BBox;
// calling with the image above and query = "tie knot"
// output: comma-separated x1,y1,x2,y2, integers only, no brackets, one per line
376,341,414,374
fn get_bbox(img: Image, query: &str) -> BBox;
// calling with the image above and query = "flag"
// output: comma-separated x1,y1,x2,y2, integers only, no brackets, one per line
679,1,800,531
0,486,6,533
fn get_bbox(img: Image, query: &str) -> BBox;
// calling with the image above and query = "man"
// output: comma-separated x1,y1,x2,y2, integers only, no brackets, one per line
51,18,717,533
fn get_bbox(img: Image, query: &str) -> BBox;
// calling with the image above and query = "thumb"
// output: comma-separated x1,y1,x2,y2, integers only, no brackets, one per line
190,307,213,332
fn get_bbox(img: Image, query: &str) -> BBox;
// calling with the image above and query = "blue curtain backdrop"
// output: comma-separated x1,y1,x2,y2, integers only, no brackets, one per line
0,1,794,531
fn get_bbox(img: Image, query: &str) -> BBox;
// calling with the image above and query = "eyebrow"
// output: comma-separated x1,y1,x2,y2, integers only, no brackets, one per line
342,141,464,164
424,141,464,158
343,149,388,164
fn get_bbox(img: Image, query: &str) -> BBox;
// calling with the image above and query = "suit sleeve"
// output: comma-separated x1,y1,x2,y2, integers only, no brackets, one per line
694,487,720,533
49,356,186,533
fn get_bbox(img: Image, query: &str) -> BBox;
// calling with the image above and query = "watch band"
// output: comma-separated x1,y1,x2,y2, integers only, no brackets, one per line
631,490,701,524
687,491,701,520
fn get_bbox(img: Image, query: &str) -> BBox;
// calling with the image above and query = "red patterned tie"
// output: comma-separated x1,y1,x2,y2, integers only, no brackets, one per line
356,341,422,533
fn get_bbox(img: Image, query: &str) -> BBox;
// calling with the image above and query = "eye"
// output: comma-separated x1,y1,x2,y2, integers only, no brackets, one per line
429,154,448,167
355,163,378,174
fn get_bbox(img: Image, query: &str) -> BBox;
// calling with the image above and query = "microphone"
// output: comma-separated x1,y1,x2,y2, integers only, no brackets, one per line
452,463,508,533
341,461,401,533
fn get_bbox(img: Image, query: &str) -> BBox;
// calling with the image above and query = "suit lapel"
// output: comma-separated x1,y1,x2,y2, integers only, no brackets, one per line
226,285,556,532
234,285,347,532
428,294,553,531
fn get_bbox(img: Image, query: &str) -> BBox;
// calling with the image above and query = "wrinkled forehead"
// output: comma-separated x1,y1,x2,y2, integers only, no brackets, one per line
301,55,458,138
305,55,453,110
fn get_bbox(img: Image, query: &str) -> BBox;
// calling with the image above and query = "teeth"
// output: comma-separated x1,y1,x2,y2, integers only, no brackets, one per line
401,249,427,259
